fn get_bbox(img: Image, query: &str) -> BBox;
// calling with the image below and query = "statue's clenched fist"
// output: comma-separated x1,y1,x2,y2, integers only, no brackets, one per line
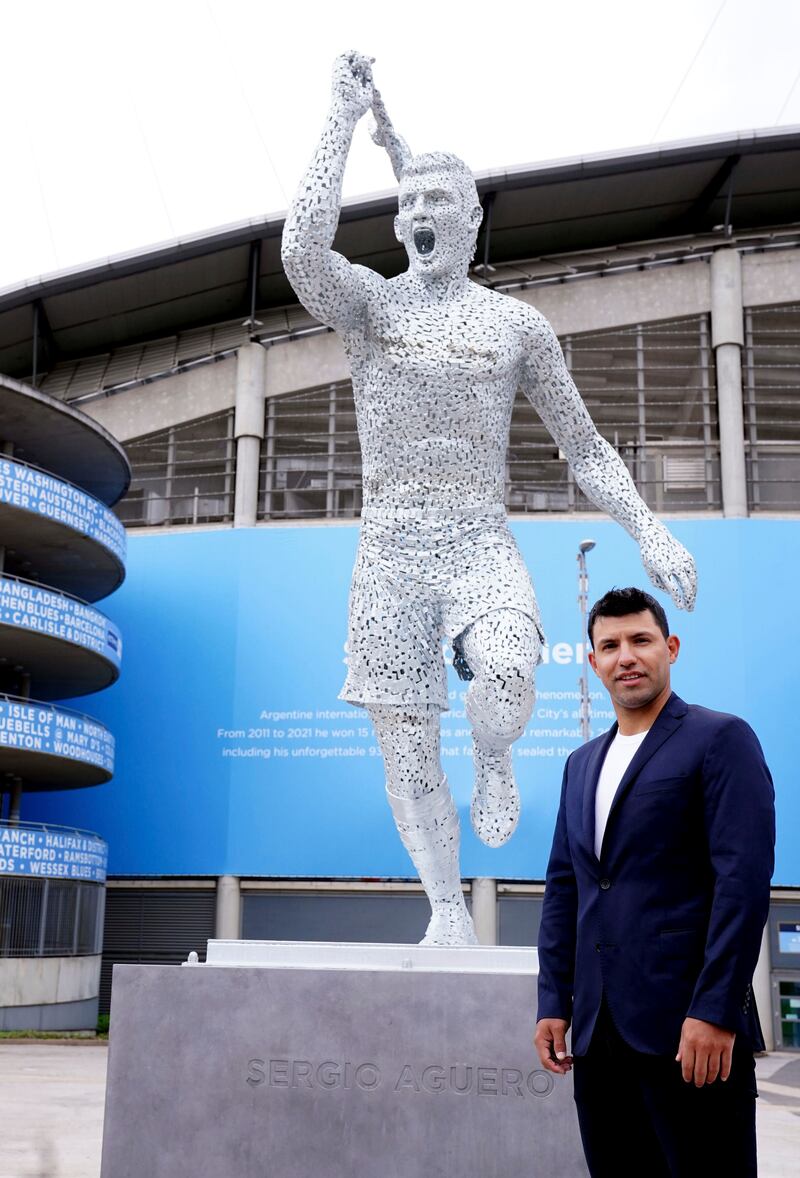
331,51,374,121
639,519,698,612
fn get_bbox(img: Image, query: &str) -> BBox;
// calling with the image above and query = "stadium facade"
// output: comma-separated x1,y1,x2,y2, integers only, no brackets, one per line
1,127,799,1047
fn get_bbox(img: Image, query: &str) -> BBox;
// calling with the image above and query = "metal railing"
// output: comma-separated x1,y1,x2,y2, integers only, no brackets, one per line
258,316,721,519
0,822,106,958
115,409,235,527
259,384,362,520
112,306,800,523
744,303,800,510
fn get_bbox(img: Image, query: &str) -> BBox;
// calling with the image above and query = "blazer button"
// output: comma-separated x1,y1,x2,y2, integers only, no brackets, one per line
599,878,611,890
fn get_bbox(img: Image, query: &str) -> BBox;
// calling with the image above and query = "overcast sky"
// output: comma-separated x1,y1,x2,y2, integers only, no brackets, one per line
2,0,799,291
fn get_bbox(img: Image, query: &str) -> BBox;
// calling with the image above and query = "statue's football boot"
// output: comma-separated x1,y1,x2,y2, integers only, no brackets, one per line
470,745,520,848
421,904,479,947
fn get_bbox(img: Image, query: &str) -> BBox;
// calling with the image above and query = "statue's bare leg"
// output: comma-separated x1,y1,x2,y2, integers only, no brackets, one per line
459,610,541,847
367,704,478,947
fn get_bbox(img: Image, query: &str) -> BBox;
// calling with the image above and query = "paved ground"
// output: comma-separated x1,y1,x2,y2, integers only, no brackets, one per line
0,1042,798,1177
754,1052,800,1176
0,1042,107,1178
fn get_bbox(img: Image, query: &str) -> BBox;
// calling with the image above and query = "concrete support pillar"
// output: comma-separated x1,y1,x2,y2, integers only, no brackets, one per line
233,343,267,528
710,249,748,518
234,436,261,527
215,875,241,940
752,922,774,1052
471,878,498,946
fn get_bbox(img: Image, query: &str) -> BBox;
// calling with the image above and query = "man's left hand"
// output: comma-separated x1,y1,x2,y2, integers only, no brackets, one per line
676,1017,735,1086
639,519,697,611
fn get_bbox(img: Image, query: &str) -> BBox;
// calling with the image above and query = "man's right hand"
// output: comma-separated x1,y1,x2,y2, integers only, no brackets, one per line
331,51,374,122
534,1018,573,1075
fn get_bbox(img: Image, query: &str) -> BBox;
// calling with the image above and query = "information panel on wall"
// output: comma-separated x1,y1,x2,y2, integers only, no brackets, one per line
23,518,799,884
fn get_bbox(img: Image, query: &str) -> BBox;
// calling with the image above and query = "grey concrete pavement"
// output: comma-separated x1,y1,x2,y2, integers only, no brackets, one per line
0,1042,798,1177
754,1052,800,1177
0,1042,106,1178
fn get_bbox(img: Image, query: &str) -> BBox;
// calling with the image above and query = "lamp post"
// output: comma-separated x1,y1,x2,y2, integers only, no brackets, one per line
577,539,596,744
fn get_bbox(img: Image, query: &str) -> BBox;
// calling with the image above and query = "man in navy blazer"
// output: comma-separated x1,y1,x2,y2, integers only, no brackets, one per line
534,586,775,1178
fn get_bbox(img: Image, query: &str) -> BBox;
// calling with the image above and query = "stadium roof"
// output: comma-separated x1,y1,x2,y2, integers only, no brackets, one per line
1,126,798,386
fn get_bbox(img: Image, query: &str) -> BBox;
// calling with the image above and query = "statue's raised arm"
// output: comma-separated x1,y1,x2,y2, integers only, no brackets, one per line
281,51,376,333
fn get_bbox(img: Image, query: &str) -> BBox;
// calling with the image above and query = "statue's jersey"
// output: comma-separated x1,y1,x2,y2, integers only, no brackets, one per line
342,275,539,514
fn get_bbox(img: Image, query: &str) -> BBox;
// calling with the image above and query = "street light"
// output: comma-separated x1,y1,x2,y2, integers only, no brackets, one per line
577,539,596,743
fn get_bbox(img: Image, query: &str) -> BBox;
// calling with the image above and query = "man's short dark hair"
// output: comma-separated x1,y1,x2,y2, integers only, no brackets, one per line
587,587,669,647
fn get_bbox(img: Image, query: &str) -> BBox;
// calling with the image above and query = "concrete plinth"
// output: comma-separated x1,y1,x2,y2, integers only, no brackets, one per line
101,940,587,1178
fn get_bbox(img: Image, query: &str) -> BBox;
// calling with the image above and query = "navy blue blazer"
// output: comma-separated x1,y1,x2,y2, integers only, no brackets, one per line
537,693,775,1057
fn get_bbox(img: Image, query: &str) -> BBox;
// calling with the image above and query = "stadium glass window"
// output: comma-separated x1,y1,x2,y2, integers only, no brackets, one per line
258,315,720,520
744,303,800,511
116,410,235,527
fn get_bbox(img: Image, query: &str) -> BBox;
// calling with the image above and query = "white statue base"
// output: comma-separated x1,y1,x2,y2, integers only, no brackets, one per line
101,940,588,1178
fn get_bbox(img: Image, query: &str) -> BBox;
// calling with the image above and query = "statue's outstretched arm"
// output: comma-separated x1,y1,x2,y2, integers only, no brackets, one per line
521,312,697,611
281,52,376,332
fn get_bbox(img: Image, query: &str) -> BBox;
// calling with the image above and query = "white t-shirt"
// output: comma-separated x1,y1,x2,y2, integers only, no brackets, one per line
594,729,650,859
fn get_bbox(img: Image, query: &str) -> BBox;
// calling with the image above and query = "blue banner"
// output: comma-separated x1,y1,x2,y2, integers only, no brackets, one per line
22,518,800,884
0,576,122,670
0,457,126,562
0,822,107,882
0,699,114,773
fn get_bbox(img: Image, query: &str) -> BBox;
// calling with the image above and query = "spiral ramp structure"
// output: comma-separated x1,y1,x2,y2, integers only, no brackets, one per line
0,375,130,1029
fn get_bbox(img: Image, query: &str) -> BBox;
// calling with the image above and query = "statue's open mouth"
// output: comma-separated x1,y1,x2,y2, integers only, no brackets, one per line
413,228,435,256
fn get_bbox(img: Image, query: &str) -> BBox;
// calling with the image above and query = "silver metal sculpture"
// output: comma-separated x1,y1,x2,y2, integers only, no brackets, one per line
282,51,697,946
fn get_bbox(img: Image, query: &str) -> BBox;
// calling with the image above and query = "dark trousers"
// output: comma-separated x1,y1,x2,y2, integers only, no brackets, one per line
573,1003,758,1178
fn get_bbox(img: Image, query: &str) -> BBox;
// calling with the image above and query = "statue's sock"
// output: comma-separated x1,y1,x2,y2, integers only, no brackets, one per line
385,778,477,946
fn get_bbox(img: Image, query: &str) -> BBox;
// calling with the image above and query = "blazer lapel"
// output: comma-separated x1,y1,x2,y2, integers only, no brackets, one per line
581,723,618,861
605,692,688,828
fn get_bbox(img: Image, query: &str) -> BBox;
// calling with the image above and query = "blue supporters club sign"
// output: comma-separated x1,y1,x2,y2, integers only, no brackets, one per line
0,699,114,773
0,575,122,669
0,457,126,562
0,824,107,883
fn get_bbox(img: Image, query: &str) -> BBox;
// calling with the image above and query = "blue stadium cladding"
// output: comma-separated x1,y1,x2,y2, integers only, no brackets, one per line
23,518,799,885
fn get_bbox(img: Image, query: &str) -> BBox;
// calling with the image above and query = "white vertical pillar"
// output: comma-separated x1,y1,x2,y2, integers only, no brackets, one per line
752,922,774,1052
233,343,267,528
710,249,748,518
471,878,498,946
215,875,242,940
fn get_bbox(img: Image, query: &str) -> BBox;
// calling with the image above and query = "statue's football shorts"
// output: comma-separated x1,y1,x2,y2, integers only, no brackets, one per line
339,506,543,711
